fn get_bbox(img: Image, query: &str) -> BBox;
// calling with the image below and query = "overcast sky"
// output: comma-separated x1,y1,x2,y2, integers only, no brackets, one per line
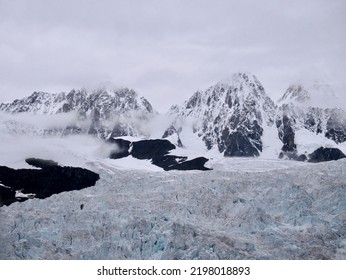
0,0,345,112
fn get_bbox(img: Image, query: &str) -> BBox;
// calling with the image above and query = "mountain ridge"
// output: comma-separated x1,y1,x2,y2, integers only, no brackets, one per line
0,87,155,139
163,73,277,157
1,73,345,161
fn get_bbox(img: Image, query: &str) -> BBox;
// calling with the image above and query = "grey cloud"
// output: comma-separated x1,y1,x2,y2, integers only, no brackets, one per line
0,0,345,111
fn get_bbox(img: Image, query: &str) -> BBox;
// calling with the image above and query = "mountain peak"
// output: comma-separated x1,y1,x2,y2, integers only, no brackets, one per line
217,72,263,89
278,84,310,104
184,72,267,113
0,87,154,115
166,73,276,156
278,82,339,109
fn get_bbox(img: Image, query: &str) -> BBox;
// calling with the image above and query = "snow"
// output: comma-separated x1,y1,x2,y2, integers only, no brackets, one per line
178,121,209,152
295,128,346,155
15,190,35,199
260,123,283,158
102,156,162,172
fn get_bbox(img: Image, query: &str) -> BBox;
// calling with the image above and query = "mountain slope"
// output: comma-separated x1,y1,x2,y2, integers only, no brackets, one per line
276,83,346,158
164,73,277,157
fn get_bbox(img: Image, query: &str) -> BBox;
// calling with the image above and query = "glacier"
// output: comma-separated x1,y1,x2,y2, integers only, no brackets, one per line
1,153,345,259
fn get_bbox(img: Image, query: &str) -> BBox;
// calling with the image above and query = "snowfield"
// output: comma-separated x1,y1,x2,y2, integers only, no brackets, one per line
1,151,345,259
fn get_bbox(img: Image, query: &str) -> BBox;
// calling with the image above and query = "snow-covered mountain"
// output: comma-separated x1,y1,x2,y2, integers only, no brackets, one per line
164,73,277,157
1,75,346,160
0,87,155,139
1,77,346,260
276,83,346,159
0,87,154,116
163,75,346,160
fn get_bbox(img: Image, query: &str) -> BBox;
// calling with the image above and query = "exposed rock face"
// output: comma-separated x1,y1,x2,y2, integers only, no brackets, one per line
0,158,100,207
165,78,345,160
324,109,346,144
108,138,211,171
1,77,345,162
277,112,297,153
165,73,277,157
162,125,183,148
131,139,176,160
308,147,346,163
276,84,346,159
222,120,263,157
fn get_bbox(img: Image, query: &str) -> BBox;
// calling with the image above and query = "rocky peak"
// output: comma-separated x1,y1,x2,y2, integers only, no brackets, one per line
0,87,154,117
278,84,310,104
278,83,339,109
0,86,155,139
181,72,276,124
165,72,277,156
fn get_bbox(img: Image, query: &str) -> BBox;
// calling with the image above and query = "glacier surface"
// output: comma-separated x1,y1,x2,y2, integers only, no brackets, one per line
1,156,345,259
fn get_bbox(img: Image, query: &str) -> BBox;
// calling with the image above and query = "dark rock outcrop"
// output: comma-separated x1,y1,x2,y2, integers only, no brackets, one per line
107,138,131,159
0,159,100,207
25,158,59,168
308,147,346,163
151,155,211,171
165,156,210,171
0,184,16,207
108,138,211,171
131,139,176,160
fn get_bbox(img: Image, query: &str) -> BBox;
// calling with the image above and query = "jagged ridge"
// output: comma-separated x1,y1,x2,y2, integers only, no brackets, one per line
0,87,155,139
164,73,277,157
1,75,346,161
